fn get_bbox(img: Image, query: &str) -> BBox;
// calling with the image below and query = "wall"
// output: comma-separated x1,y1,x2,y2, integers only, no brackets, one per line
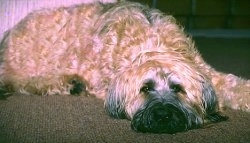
134,0,250,29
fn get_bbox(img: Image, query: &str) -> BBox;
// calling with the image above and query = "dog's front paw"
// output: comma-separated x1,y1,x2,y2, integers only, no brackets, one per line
68,77,86,96
63,74,91,96
0,83,14,100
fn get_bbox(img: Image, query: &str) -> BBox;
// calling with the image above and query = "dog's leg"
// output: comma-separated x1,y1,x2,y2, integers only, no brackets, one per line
194,51,250,112
195,53,250,112
0,74,88,99
209,70,250,112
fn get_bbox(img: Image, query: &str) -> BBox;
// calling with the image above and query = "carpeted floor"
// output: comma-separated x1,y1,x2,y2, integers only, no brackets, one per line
0,37,250,143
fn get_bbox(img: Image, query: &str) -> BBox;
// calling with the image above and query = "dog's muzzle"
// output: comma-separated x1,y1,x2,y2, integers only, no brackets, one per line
131,98,188,134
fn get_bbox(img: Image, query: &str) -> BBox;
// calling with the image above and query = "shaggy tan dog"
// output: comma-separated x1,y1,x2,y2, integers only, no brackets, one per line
0,1,249,133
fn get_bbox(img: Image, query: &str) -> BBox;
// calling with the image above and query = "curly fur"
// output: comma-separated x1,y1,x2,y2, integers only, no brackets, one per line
0,1,249,133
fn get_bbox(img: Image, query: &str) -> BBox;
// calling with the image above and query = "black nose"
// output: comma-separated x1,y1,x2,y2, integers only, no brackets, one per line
131,103,188,134
149,105,187,133
151,106,173,124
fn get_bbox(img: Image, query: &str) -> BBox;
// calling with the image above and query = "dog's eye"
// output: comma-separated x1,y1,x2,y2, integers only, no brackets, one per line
170,84,183,93
140,80,155,94
140,85,154,93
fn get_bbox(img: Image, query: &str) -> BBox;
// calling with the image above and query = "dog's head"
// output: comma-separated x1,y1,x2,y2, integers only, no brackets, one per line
99,2,228,133
105,60,227,133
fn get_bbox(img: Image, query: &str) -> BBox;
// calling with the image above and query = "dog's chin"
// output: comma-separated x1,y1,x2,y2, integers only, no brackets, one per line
131,100,189,134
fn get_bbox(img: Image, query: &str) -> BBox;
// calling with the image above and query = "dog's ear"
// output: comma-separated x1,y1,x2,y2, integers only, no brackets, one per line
104,78,126,119
201,81,228,122
202,81,218,114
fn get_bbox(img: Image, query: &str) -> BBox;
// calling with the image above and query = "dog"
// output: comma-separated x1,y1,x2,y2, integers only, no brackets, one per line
0,1,249,134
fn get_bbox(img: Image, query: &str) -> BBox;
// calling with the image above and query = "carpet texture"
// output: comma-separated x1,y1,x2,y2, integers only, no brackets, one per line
0,37,250,143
